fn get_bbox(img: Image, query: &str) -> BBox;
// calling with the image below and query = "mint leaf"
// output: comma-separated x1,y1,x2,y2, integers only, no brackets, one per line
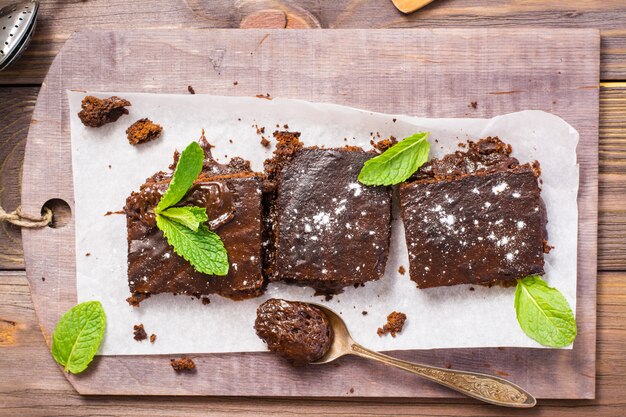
156,214,229,276
51,301,106,374
514,275,577,348
156,141,204,213
358,132,430,186
159,206,208,232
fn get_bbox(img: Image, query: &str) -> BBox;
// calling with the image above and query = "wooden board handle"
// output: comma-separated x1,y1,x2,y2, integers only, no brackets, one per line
391,0,436,14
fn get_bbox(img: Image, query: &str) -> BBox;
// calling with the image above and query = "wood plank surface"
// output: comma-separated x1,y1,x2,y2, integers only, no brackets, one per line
2,270,625,415
0,0,625,83
19,28,598,398
3,84,626,271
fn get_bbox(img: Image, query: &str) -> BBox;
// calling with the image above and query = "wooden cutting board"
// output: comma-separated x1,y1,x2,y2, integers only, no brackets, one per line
21,29,599,398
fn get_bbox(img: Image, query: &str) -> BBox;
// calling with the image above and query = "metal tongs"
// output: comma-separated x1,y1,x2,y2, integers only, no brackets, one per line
0,0,39,71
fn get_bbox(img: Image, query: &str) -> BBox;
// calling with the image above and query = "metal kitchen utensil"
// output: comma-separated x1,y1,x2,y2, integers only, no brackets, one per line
0,0,39,71
310,303,537,408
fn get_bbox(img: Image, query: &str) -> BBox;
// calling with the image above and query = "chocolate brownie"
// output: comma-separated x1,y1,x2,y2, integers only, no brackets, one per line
124,136,265,303
264,132,392,294
255,298,332,366
399,137,548,288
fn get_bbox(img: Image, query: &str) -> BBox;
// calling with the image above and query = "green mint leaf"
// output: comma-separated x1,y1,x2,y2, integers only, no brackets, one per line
51,301,106,374
156,141,204,213
156,214,229,276
358,132,430,186
159,206,208,232
514,275,577,348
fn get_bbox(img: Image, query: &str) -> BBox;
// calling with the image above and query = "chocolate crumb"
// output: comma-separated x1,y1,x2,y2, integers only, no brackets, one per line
392,118,397,123
201,297,211,305
362,311,368,316
256,93,272,100
170,356,196,372
78,95,131,128
470,101,478,109
229,139,233,143
104,210,124,216
108,165,112,169
233,81,238,86
349,388,354,394
398,265,406,275
445,363,452,369
126,293,150,307
283,124,289,129
469,287,475,291
371,136,397,153
377,311,407,337
85,253,91,257
188,85,195,94
126,118,163,145
324,294,333,302
41,277,45,282
260,136,271,147
133,324,148,341
150,334,157,343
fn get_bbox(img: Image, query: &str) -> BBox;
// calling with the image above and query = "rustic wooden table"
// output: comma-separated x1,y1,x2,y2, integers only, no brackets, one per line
1,1,625,416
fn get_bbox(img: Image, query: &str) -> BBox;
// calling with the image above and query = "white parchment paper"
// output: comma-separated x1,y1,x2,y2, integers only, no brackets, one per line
68,92,578,355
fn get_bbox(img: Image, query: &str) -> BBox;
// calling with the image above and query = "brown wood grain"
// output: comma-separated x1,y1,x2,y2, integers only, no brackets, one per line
0,0,625,83
0,87,39,270
18,28,598,398
1,269,625,415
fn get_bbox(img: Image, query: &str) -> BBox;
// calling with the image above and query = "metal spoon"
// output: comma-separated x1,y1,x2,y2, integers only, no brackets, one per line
310,303,536,408
0,0,39,71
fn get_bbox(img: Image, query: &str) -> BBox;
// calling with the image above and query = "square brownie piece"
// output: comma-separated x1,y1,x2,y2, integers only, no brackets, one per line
267,136,392,293
124,138,265,303
399,137,548,288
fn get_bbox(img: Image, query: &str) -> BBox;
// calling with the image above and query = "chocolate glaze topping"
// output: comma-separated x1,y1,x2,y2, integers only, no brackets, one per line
255,298,332,366
399,137,548,288
124,135,265,303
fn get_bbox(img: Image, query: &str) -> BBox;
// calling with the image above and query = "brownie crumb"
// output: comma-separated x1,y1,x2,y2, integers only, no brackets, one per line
469,287,475,291
254,124,266,135
349,388,354,394
398,265,406,275
170,356,196,372
85,253,91,257
108,165,112,169
187,85,195,94
201,297,211,305
133,324,148,341
260,136,271,147
324,294,334,302
41,277,45,282
445,363,452,369
392,118,397,123
233,81,238,86
104,210,124,216
371,136,397,153
126,118,163,145
78,95,131,128
283,124,289,129
362,311,368,316
149,334,157,343
126,293,150,307
256,93,272,100
377,311,407,337
470,101,478,109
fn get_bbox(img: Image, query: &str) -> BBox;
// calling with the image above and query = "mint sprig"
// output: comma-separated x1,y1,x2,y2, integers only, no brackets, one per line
514,275,577,348
358,132,430,186
155,141,229,276
159,206,208,232
156,142,204,213
51,301,106,374
157,216,229,276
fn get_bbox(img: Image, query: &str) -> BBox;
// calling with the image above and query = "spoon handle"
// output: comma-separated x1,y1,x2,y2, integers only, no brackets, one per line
350,343,536,408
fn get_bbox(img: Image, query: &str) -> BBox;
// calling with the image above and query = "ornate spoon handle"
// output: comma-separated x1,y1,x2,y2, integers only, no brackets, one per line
351,343,536,408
